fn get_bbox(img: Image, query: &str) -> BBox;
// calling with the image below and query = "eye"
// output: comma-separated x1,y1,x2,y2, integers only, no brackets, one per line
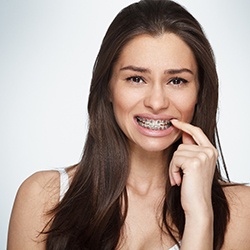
169,77,188,86
126,76,145,84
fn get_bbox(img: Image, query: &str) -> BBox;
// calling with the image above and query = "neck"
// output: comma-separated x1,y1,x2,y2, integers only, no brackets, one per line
127,146,171,195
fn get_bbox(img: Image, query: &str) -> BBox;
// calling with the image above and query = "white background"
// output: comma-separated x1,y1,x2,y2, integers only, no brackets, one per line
1,0,250,248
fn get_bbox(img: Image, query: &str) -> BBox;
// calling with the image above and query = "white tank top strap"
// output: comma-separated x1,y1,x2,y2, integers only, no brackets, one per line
169,244,180,250
169,241,181,250
57,168,70,201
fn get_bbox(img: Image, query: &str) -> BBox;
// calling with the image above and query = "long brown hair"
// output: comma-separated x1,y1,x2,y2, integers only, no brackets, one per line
45,1,230,249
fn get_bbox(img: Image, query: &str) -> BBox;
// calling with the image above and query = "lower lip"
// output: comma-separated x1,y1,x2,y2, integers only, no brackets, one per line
134,118,175,137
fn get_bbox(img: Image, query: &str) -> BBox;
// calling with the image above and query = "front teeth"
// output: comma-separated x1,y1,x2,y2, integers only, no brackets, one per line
136,116,172,130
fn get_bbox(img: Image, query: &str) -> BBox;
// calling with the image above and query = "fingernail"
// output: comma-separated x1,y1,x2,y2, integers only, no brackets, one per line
171,119,179,123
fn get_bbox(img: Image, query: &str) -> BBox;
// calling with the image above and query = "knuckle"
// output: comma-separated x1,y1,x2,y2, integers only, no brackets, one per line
205,146,218,160
205,147,214,158
214,148,219,159
177,144,185,151
197,151,208,161
172,150,179,158
191,157,202,169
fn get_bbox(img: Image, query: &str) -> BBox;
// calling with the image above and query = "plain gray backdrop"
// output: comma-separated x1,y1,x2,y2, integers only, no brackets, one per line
1,0,250,248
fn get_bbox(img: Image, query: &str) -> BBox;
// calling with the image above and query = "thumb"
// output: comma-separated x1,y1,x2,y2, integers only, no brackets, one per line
182,131,196,145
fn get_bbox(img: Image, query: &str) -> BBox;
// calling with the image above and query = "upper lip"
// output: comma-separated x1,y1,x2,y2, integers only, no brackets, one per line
135,114,175,121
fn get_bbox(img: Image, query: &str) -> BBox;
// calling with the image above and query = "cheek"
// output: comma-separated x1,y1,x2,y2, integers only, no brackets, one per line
183,102,196,122
110,80,132,132
174,92,197,122
112,94,131,127
111,86,140,121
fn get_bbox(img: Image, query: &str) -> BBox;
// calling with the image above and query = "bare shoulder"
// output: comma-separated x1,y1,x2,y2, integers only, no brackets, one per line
16,170,61,209
224,184,250,213
222,184,250,249
7,170,61,250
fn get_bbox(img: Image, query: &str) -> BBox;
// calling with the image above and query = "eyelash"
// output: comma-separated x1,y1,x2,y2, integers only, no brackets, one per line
169,77,188,86
125,76,188,86
125,76,145,84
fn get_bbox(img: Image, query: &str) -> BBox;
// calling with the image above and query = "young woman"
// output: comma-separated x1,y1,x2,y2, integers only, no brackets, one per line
7,0,250,249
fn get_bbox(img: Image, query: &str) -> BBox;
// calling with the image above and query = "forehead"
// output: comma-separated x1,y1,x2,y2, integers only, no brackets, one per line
115,33,197,73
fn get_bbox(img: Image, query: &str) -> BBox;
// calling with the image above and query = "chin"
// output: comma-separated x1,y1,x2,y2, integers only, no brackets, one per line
135,140,173,153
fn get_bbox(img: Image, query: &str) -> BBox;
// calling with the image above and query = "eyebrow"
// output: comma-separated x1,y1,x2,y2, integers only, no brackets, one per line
166,68,194,75
120,65,150,73
120,65,194,75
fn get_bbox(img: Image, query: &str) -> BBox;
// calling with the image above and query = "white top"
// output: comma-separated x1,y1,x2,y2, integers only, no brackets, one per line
58,168,70,202
57,169,180,250
169,244,180,250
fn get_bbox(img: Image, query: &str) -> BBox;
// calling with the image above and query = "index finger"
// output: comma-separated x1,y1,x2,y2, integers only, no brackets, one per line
171,119,212,147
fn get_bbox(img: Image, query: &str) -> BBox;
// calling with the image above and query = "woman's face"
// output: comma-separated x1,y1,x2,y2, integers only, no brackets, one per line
110,33,199,153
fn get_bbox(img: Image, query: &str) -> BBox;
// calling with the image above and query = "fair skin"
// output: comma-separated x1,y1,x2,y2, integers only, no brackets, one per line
8,33,250,250
110,33,213,249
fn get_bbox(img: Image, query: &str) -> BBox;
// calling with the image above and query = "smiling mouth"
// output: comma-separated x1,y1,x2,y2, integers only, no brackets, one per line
136,116,172,130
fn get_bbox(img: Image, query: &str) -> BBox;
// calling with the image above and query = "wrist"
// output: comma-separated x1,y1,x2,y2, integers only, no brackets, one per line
183,199,214,221
181,212,214,250
185,212,214,230
185,206,213,221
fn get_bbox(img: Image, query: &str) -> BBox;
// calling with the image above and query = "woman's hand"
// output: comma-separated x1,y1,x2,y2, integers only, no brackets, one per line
169,119,217,216
169,119,217,249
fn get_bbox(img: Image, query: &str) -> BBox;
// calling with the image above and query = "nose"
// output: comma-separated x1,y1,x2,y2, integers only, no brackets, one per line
144,84,169,112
